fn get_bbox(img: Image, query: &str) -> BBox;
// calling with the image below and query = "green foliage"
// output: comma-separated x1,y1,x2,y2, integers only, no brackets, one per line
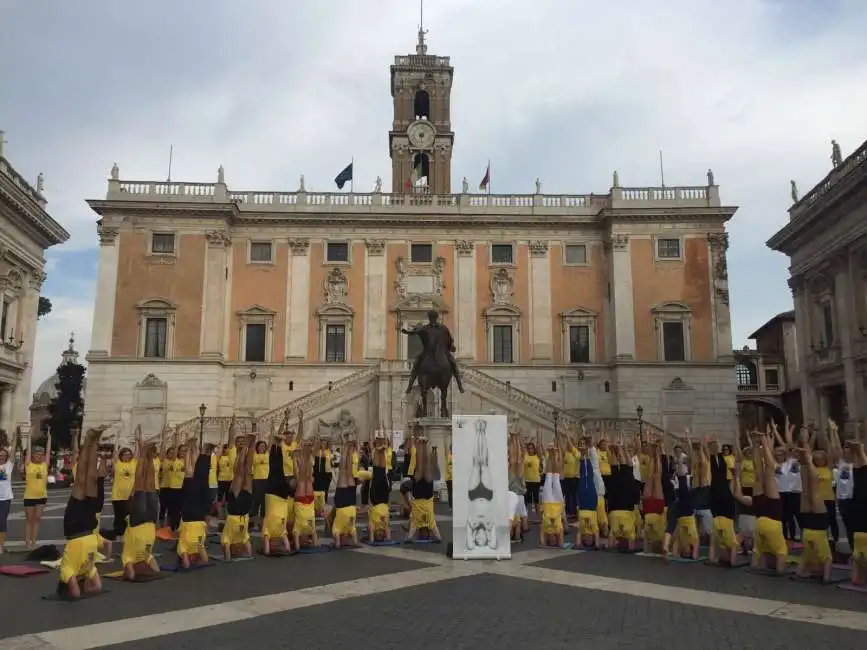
37,296,52,319
46,360,86,449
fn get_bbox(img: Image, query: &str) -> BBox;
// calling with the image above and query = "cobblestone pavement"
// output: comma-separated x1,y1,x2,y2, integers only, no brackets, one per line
2,497,867,650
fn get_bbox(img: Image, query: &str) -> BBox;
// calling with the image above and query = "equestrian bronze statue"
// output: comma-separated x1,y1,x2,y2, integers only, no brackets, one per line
402,310,464,419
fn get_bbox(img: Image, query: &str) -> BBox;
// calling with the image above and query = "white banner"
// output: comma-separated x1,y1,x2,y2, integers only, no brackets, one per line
451,414,511,560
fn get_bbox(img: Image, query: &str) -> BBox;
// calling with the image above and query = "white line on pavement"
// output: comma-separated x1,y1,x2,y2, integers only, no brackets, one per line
1,546,865,650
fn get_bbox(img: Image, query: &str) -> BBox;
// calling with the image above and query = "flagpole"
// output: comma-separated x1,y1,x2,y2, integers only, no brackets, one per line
487,159,491,196
167,145,174,182
350,156,354,193
658,150,665,188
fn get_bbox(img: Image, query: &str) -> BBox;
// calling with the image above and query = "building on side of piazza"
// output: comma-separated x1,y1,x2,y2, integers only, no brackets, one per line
0,136,70,441
82,36,738,441
768,138,867,431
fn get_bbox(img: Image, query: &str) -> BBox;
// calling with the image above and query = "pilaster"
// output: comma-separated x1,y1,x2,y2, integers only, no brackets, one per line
200,230,231,359
455,240,476,359
792,279,818,421
364,239,387,359
528,240,552,359
609,234,635,359
89,226,120,357
287,238,311,359
708,233,733,361
12,274,40,434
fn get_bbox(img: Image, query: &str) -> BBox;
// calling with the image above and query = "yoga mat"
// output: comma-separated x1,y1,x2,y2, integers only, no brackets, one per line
704,558,750,569
298,546,331,554
102,570,170,582
838,583,867,593
159,561,216,572
325,543,360,550
614,547,641,554
42,587,111,602
363,540,400,547
209,554,255,563
669,556,704,564
790,569,850,585
404,538,440,545
0,565,50,577
257,549,297,558
747,566,792,577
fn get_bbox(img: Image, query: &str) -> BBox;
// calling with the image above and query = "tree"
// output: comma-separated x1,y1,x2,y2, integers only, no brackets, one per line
46,359,86,450
37,296,52,319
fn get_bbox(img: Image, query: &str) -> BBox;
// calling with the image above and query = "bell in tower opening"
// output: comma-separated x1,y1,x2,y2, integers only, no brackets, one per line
389,26,454,195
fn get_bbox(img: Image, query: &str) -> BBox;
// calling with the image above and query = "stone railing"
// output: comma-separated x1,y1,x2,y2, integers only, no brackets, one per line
0,157,43,204
393,54,451,67
790,139,867,220
104,179,718,214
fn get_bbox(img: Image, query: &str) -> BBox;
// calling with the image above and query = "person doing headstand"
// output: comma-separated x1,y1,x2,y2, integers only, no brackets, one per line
222,438,255,561
708,437,739,567
328,436,360,548
368,434,392,542
539,443,566,547
641,441,666,554
607,442,638,551
795,431,833,583
292,430,319,550
121,432,161,580
177,439,211,569
262,425,292,555
507,432,528,542
408,437,442,542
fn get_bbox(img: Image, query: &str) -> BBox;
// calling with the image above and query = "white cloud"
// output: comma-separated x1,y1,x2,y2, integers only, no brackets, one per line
3,0,867,371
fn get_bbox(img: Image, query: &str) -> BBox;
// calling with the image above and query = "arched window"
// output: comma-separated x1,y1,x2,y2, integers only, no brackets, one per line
414,90,430,120
412,153,430,187
735,362,757,388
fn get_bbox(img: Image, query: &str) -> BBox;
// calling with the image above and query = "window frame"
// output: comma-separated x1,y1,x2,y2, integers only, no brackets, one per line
325,240,351,265
654,236,683,262
652,301,692,362
559,306,598,364
316,303,354,363
563,243,589,267
236,305,276,363
489,243,515,266
491,324,515,364
324,323,348,363
483,304,521,364
149,232,177,257
143,317,169,359
248,240,274,264
136,298,177,359
409,242,433,264
243,323,268,362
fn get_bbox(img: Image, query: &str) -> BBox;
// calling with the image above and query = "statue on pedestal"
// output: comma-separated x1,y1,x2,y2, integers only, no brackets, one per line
401,310,464,418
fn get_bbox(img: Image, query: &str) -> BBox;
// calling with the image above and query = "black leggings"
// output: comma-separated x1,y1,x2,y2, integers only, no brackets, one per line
159,489,168,522
781,492,800,540
824,500,839,542
524,482,540,509
252,479,267,519
561,477,578,516
112,499,129,537
840,499,855,547
446,480,453,508
166,488,183,531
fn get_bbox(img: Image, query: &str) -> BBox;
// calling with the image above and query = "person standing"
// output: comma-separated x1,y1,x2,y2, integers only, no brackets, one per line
0,447,13,553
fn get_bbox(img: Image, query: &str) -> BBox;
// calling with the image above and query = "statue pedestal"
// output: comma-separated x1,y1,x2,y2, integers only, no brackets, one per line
413,416,452,480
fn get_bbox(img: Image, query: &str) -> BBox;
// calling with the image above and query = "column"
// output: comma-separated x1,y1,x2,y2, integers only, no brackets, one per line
89,226,120,356
364,240,387,359
529,241,552,359
12,276,40,434
792,278,818,421
708,234,733,360
610,234,635,359
1,388,12,434
200,230,230,358
835,257,867,419
286,238,310,359
455,240,476,359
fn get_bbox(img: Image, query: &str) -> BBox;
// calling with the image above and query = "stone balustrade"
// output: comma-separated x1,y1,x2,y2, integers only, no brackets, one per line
105,177,720,214
790,139,867,220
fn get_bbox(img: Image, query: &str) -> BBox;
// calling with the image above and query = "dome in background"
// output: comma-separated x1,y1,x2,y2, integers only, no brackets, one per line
31,333,87,405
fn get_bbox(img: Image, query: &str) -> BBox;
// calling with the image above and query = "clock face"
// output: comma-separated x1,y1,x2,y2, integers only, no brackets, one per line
407,121,436,149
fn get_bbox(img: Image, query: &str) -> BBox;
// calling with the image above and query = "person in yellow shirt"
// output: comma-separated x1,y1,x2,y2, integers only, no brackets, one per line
407,437,441,542
539,445,566,547
597,439,612,510
329,438,360,549
445,444,454,509
251,440,270,530
795,442,833,583
399,439,417,518
813,448,839,546
313,440,332,517
561,441,580,518
508,434,527,542
177,439,211,569
262,433,292,556
639,443,666,554
167,443,188,532
158,447,176,527
57,427,106,600
292,437,320,551
222,441,255,561
121,436,160,581
23,431,51,549
367,435,393,543
111,445,137,539
523,442,541,518
281,427,298,479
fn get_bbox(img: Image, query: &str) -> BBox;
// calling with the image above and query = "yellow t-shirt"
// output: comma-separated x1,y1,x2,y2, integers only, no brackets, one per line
407,447,417,477
218,455,233,482
562,448,580,479
152,457,161,485
740,459,755,488
351,452,360,478
208,455,218,487
71,461,78,481
386,447,393,472
597,450,611,476
160,459,172,489
445,453,453,481
281,441,298,477
168,459,185,489
24,462,48,500
111,459,137,501
639,454,651,482
253,452,269,480
816,466,834,502
724,454,735,481
523,455,541,483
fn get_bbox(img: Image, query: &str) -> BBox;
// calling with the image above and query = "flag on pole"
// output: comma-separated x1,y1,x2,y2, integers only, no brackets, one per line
478,162,490,191
404,157,425,191
334,162,353,190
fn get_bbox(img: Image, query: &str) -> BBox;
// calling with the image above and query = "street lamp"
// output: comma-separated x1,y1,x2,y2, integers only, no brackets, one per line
636,404,644,440
553,407,560,437
198,403,207,447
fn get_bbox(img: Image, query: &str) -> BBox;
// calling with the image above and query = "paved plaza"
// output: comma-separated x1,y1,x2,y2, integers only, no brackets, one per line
1,489,867,650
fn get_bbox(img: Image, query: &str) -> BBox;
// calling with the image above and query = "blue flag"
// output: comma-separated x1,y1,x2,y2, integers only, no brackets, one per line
334,162,353,190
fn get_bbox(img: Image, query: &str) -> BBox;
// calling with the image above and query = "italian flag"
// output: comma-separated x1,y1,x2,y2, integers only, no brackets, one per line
404,157,426,191
479,162,490,191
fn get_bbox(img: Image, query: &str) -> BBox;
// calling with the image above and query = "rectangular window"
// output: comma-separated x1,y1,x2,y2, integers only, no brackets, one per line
325,324,346,363
143,318,168,358
656,238,681,259
250,242,272,263
151,233,175,254
822,302,834,346
326,242,349,263
662,321,686,361
564,244,587,265
491,244,514,265
410,243,432,264
764,368,780,389
245,323,267,362
569,325,590,363
0,300,8,341
492,325,514,363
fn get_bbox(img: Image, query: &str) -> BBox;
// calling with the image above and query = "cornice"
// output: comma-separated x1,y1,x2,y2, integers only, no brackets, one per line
0,184,70,248
86,199,239,220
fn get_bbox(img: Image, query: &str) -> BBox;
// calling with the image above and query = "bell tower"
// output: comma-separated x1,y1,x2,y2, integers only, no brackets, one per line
389,22,454,194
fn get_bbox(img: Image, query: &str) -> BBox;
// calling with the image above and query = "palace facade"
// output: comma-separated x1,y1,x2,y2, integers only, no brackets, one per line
83,36,738,441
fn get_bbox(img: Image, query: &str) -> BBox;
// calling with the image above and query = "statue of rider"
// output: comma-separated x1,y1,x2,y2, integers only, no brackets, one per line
401,309,465,394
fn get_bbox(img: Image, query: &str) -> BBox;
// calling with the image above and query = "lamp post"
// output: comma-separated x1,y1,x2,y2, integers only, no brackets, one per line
198,403,207,448
636,404,644,440
553,407,559,437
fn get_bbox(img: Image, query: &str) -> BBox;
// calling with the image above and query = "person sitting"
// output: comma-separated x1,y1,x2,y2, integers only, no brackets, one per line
57,427,107,599
328,436,360,549
539,443,566,547
407,437,441,542
221,438,255,561
121,432,161,580
177,439,211,569
368,434,392,542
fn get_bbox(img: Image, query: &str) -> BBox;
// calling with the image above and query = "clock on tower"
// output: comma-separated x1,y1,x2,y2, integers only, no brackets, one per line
389,30,454,194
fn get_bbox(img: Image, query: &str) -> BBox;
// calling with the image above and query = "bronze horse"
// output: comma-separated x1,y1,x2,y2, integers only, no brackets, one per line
410,326,455,419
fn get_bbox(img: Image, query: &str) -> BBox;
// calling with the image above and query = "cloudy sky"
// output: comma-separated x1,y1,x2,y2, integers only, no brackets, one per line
2,0,867,392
